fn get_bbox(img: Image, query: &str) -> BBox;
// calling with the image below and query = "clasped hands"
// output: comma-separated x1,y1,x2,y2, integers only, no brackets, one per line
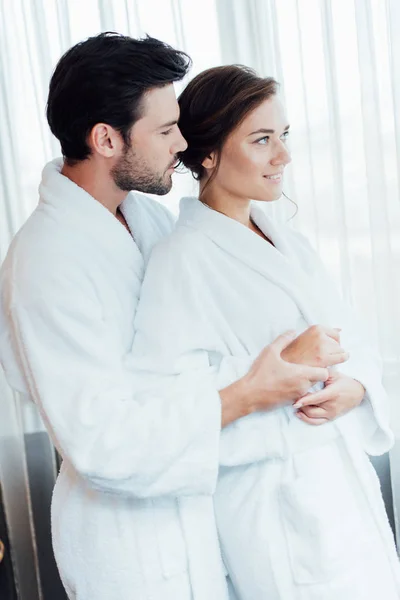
282,325,365,425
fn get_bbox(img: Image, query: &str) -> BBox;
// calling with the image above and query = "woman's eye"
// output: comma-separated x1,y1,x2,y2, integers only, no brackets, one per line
256,136,269,145
161,128,173,136
280,131,290,142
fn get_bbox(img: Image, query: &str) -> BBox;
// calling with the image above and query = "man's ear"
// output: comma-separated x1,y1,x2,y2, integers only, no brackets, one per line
202,151,218,170
89,123,123,158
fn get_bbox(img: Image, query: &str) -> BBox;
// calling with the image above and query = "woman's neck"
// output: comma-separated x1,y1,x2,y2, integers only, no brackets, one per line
199,184,251,227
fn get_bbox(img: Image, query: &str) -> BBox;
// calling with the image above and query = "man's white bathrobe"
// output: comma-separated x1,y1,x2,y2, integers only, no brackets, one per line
0,161,232,600
132,196,400,600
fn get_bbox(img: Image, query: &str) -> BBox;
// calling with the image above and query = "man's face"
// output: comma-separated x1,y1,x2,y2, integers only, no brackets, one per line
111,85,188,195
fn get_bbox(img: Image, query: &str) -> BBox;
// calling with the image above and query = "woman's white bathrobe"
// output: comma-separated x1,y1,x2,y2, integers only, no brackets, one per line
132,196,400,600
0,161,232,600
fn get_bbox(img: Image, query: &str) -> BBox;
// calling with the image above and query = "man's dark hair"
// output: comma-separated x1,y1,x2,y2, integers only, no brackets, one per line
46,32,191,164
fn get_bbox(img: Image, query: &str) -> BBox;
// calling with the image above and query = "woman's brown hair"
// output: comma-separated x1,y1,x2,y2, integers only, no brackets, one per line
178,65,279,186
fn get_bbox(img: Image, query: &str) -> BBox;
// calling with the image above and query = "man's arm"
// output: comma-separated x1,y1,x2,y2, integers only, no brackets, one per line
4,257,227,499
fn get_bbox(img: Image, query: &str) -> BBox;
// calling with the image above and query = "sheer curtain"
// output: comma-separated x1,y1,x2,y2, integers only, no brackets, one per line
1,0,400,597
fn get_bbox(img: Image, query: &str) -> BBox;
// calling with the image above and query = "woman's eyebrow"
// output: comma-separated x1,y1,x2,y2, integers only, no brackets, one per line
248,124,290,136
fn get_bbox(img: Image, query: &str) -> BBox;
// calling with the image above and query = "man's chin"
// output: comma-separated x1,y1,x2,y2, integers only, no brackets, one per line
125,176,172,196
156,174,173,196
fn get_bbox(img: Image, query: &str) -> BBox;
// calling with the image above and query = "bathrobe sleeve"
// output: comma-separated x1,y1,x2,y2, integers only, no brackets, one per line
132,234,285,466
6,255,223,498
292,230,393,455
327,292,393,455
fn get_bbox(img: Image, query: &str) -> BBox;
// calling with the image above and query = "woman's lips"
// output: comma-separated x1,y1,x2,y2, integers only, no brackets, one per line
264,173,282,183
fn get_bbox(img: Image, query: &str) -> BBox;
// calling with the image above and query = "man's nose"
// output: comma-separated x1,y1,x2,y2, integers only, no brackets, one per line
175,127,188,153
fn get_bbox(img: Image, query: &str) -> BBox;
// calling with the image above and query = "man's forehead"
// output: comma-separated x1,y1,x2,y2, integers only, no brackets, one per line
140,85,179,122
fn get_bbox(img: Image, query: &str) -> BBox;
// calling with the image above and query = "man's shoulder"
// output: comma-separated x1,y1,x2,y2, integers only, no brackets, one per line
7,204,89,259
1,208,95,300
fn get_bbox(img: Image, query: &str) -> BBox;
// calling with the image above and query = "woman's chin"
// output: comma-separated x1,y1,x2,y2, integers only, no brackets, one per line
254,190,283,203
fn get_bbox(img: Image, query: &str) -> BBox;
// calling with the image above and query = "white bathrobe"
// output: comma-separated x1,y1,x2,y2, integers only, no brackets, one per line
0,162,231,600
132,196,400,600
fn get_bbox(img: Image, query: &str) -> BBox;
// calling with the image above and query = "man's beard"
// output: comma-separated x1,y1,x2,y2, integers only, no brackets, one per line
111,144,173,195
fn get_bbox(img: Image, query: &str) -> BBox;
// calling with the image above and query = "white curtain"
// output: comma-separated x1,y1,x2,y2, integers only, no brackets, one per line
1,0,400,596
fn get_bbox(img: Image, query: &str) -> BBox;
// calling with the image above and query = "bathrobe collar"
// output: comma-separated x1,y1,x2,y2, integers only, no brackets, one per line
178,196,330,326
39,158,142,263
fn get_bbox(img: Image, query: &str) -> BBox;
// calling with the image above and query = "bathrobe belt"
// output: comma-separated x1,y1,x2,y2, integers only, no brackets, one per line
254,408,342,461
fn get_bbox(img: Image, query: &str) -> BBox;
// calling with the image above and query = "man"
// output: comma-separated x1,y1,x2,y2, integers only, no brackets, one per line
0,33,352,599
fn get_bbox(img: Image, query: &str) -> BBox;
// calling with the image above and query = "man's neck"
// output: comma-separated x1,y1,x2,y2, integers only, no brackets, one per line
61,160,127,216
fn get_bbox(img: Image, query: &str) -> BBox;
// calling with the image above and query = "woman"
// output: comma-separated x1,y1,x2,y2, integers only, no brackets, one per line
132,65,400,599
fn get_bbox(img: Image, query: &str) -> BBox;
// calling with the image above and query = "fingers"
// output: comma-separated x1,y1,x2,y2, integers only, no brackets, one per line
298,405,328,419
293,387,331,408
308,325,341,343
318,350,349,367
328,351,349,365
296,411,328,426
270,330,297,354
305,365,329,384
325,327,342,343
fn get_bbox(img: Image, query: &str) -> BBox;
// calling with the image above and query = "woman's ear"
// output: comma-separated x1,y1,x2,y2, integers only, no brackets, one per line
202,151,218,170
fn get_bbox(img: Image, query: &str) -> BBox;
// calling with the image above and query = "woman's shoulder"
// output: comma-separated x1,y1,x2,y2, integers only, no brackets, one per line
139,226,208,293
150,223,206,263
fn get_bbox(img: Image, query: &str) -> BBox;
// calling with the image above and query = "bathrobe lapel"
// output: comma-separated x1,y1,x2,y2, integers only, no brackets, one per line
178,197,330,328
40,160,140,260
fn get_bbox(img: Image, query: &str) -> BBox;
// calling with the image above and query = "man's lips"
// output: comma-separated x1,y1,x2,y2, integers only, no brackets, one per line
167,158,179,170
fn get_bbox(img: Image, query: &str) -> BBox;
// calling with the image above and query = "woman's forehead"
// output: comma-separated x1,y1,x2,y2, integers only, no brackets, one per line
237,97,288,135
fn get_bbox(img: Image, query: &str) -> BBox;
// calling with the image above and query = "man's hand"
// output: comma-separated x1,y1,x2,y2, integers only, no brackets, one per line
282,325,349,368
242,331,330,414
293,370,365,425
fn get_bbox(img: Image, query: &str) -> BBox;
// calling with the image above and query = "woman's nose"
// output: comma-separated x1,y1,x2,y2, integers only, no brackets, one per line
271,143,291,166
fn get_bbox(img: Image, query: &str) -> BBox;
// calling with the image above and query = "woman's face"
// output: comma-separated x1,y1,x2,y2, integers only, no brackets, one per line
206,95,291,202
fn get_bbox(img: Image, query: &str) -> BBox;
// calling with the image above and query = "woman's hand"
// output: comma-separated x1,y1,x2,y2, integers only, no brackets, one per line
293,371,365,425
281,325,349,368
